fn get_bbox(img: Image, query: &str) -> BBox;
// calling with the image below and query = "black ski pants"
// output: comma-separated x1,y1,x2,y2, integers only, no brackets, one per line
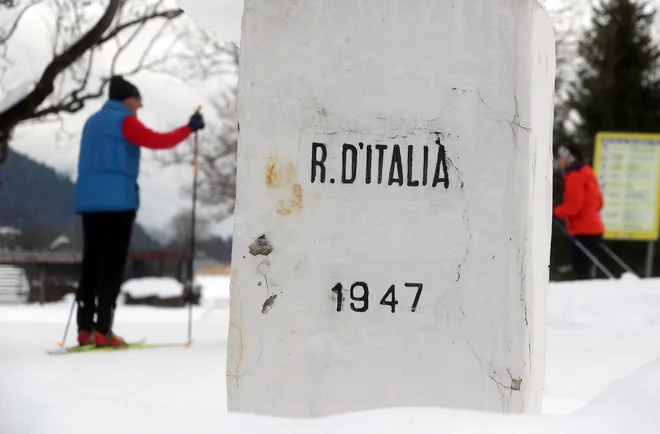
76,211,135,334
572,234,602,280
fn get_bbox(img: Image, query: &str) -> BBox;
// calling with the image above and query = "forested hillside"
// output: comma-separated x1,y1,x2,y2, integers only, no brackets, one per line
0,148,160,250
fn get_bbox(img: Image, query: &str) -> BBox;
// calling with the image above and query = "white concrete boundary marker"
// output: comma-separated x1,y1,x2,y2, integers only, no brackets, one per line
225,0,555,418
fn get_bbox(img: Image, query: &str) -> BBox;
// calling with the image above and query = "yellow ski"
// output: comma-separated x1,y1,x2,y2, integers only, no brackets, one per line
47,340,190,355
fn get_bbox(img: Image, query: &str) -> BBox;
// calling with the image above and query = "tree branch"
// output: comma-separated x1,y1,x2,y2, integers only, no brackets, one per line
0,0,121,164
97,8,183,46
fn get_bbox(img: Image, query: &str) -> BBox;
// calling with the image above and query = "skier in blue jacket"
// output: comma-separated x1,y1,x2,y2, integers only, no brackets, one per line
74,75,205,347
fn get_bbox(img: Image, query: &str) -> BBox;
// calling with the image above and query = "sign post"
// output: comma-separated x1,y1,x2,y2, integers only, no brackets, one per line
223,0,556,418
593,132,660,277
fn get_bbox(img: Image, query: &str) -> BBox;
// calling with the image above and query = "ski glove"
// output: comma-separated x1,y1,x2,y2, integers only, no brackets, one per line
188,111,205,132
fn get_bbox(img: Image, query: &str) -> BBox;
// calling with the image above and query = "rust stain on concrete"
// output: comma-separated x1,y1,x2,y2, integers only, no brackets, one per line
266,157,297,189
285,162,295,186
266,156,302,216
265,157,279,188
277,184,303,216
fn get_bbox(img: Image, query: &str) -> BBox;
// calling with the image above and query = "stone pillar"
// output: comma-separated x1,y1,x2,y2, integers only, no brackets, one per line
224,0,555,418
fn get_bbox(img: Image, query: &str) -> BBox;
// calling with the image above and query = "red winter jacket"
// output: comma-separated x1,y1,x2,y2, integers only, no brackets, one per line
553,162,605,236
122,116,192,149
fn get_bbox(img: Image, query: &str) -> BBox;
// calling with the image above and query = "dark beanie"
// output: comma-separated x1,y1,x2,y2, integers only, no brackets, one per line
108,76,141,101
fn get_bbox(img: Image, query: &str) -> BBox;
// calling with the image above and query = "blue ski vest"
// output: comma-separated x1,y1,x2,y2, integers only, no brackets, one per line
74,100,141,212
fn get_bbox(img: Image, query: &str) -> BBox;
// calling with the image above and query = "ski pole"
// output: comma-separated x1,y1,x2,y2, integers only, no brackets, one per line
185,105,202,348
552,218,616,279
598,242,639,277
58,297,76,347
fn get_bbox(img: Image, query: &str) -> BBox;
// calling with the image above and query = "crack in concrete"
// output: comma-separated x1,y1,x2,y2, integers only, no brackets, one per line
456,209,472,282
519,246,528,327
477,90,496,116
257,260,271,296
228,277,246,392
469,344,522,393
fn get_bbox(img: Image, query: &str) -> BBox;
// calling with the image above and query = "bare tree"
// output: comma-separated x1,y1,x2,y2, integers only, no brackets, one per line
0,0,236,166
168,207,211,250
156,47,238,222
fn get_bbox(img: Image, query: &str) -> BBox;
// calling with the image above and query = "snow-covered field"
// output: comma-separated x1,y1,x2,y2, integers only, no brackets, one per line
1,274,659,433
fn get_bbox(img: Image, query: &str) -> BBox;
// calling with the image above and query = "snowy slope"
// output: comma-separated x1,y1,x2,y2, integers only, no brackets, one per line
1,276,659,433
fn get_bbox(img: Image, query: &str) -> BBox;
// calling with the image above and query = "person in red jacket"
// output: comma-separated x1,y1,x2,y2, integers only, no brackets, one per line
553,143,605,280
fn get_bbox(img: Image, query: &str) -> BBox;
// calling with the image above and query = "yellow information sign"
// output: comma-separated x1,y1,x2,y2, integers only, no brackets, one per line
593,132,660,241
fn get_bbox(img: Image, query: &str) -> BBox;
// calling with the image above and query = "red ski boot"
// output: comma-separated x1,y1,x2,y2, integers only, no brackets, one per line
77,330,95,346
94,331,126,347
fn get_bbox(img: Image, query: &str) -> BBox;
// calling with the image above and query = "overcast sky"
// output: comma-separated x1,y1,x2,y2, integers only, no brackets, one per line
177,0,243,43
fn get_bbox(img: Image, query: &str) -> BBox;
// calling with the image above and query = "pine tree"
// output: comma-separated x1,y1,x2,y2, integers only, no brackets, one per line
568,0,660,159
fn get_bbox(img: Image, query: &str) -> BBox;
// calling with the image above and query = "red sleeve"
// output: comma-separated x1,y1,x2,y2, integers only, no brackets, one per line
553,174,585,219
121,115,192,150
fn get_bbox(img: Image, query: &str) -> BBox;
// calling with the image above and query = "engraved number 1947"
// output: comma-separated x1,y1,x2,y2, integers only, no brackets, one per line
331,282,423,313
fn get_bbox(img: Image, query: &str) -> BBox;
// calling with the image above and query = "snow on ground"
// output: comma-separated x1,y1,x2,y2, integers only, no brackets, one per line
196,275,230,301
121,277,185,299
1,275,659,433
120,275,230,310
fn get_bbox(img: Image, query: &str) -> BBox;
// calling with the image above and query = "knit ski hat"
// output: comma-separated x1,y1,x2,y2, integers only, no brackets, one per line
108,76,141,101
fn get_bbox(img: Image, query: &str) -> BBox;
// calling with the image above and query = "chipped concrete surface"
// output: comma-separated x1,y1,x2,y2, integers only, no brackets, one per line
261,294,278,314
249,235,273,256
